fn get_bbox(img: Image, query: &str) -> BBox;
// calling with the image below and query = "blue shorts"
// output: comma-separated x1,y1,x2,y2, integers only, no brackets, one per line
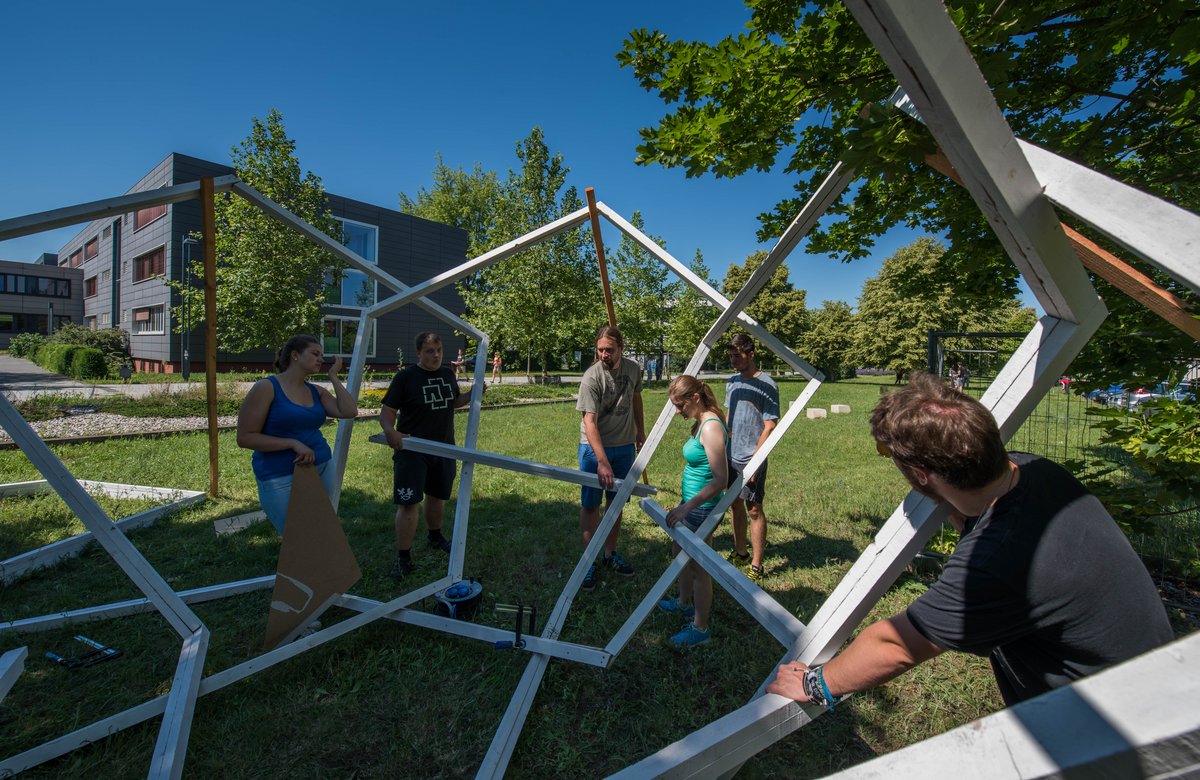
678,503,721,534
579,442,635,509
256,459,337,534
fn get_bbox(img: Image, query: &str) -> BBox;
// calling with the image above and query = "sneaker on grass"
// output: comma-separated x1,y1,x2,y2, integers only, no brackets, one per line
602,551,635,577
725,550,751,569
747,564,765,582
388,556,415,579
670,622,711,648
429,535,452,553
581,562,598,592
657,596,695,620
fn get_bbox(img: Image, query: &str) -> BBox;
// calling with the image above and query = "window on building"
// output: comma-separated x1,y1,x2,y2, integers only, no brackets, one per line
133,246,165,282
86,316,97,330
132,305,165,335
322,316,375,357
84,277,98,298
69,249,83,268
134,202,167,231
101,270,110,283
100,311,110,326
0,314,13,332
84,237,99,260
102,225,112,239
325,218,379,308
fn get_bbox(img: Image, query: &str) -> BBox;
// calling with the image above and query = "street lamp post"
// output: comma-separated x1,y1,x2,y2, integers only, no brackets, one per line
181,235,200,381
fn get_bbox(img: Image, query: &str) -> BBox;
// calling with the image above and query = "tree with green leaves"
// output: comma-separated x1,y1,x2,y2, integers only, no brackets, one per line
721,251,810,367
175,109,341,354
664,249,719,371
618,1,1199,388
456,128,599,375
398,155,502,260
799,300,855,381
850,238,1034,380
609,210,677,356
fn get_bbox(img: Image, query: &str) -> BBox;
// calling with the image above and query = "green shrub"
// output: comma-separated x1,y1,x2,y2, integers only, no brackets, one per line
49,324,130,362
36,343,85,375
8,332,44,358
71,347,109,380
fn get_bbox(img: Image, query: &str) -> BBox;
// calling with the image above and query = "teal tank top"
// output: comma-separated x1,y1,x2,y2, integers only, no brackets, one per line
681,417,726,509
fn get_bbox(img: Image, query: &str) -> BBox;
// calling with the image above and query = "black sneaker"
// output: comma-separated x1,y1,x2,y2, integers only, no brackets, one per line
602,551,635,577
580,562,598,592
429,534,452,553
388,556,415,579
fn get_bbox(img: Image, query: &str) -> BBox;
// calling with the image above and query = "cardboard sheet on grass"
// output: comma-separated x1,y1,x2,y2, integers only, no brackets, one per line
264,464,361,649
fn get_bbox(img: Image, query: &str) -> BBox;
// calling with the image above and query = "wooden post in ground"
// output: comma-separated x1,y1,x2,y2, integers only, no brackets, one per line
201,176,219,497
585,187,617,330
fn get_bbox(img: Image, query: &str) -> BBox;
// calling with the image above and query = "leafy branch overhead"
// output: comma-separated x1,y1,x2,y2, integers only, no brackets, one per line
618,0,1200,386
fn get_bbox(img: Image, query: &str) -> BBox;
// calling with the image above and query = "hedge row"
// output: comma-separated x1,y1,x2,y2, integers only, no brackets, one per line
33,343,109,380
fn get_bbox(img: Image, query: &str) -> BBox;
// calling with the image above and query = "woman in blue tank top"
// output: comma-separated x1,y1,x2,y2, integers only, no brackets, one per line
237,334,358,533
658,375,728,648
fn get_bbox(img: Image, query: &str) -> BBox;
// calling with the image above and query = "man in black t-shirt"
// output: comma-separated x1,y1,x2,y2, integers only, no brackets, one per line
768,372,1173,710
380,332,471,578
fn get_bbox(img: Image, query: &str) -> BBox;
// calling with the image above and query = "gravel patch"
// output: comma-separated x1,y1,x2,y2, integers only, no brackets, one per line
0,412,240,444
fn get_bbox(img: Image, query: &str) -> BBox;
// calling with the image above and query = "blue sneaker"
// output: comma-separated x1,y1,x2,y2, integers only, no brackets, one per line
581,562,598,592
670,622,711,647
657,597,695,620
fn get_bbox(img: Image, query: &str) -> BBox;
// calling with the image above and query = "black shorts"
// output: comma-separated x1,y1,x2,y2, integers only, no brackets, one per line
733,458,768,505
393,449,456,505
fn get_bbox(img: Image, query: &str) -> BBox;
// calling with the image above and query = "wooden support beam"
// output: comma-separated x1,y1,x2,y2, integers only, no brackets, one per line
200,177,219,498
926,151,1199,341
585,188,617,329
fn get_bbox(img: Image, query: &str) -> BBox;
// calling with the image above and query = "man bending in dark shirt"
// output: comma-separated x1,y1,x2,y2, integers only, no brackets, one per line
769,372,1173,709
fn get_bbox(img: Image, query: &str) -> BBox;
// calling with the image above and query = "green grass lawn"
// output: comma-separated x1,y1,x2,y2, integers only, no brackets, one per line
0,377,1178,778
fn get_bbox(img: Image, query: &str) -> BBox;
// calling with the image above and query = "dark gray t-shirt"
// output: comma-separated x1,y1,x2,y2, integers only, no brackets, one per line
724,372,780,466
906,454,1174,704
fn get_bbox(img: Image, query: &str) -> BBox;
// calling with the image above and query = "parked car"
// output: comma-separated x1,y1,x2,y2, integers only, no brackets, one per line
1088,384,1126,405
1167,381,1196,402
1122,384,1170,412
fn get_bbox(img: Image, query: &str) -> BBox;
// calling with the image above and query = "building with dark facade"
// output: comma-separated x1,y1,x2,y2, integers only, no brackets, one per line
53,152,467,372
0,255,82,349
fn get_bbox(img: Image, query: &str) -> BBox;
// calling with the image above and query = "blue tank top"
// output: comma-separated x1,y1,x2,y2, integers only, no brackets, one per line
250,375,331,480
681,417,726,509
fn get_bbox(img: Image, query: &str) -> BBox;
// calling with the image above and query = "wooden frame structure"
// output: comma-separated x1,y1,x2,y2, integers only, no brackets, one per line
1,1,1197,775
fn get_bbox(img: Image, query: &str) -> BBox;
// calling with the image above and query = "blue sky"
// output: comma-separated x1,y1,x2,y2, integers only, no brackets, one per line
1,0,961,310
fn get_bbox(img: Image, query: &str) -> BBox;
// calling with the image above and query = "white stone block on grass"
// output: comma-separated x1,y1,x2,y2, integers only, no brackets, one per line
831,404,851,414
806,408,828,419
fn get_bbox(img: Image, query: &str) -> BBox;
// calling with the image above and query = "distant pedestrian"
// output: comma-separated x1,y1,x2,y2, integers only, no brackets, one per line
452,348,465,378
655,355,662,381
491,351,503,383
647,357,657,384
237,335,358,534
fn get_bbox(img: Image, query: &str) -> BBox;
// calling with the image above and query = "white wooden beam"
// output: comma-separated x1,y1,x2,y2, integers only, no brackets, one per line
0,176,237,241
0,647,27,703
1018,139,1200,295
1,576,274,634
823,633,1200,779
147,628,209,780
848,0,1098,322
367,433,658,497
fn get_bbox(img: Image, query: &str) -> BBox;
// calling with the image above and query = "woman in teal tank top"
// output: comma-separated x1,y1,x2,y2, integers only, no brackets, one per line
659,375,728,647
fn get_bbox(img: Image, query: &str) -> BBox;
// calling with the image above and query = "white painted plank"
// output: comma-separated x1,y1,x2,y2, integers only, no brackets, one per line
847,0,1097,321
0,395,202,637
0,176,236,241
1018,139,1200,296
148,629,209,780
1,576,275,634
367,433,657,497
825,633,1200,779
0,647,27,703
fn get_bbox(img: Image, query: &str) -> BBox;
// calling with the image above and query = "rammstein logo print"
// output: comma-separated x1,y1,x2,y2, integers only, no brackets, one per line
397,487,415,502
423,377,455,409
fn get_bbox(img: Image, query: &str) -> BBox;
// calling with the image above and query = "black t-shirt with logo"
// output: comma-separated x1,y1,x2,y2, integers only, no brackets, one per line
381,364,460,444
906,453,1174,704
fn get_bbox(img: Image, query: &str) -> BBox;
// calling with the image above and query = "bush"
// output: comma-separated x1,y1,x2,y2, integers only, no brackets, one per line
8,332,44,358
49,324,130,362
71,347,109,380
35,343,85,375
